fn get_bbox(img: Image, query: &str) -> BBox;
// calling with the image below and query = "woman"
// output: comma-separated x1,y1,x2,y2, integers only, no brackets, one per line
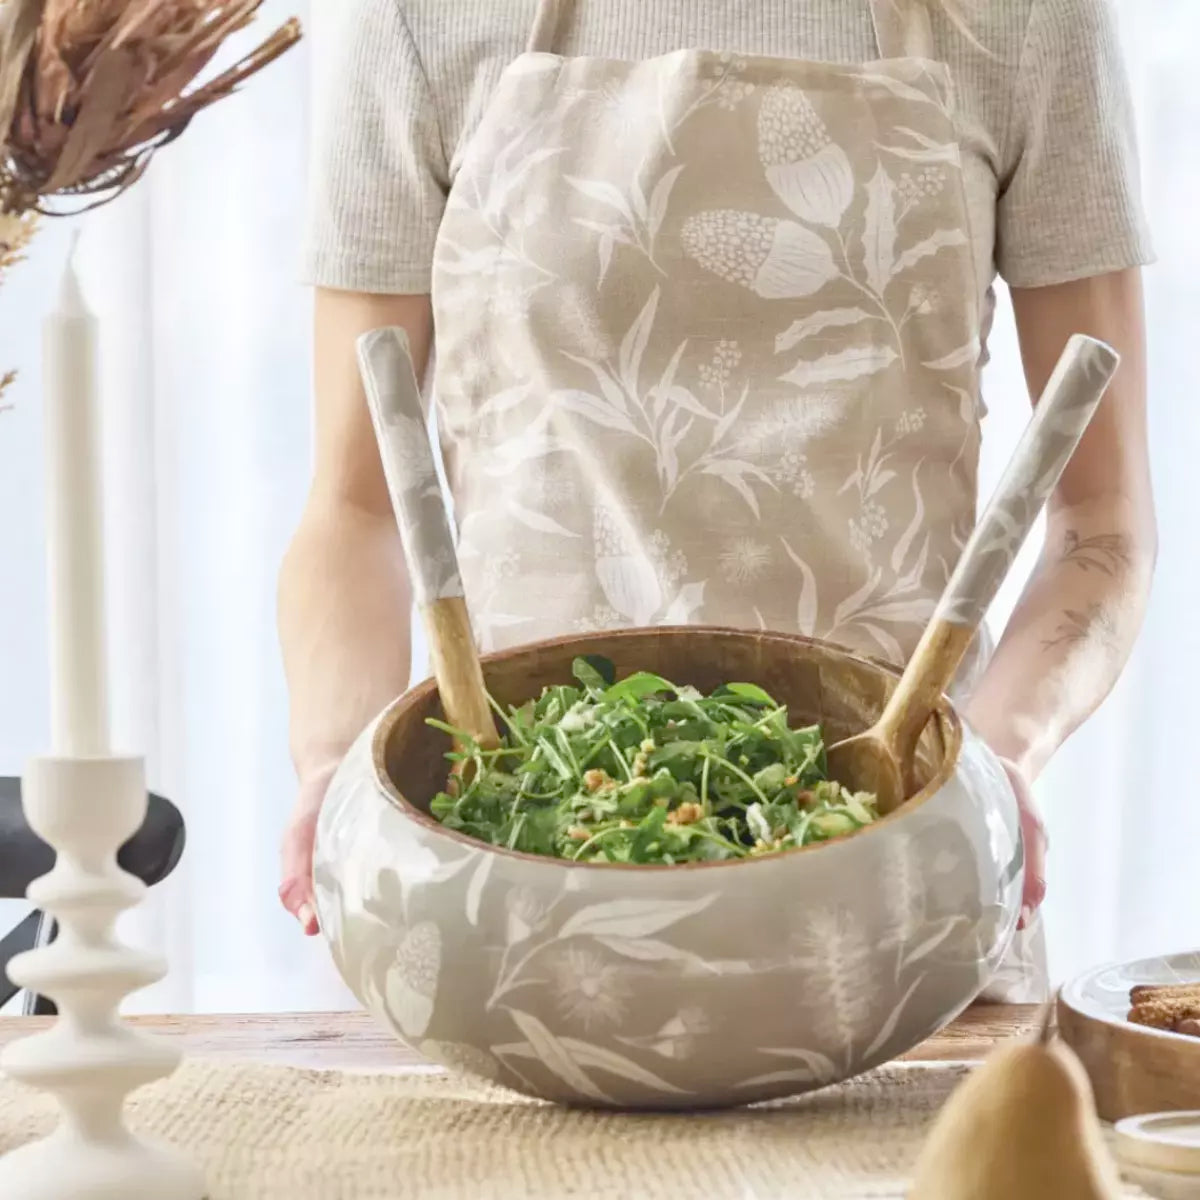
280,0,1156,1001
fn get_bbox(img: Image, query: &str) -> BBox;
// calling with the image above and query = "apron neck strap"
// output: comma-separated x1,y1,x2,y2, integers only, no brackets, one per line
527,0,569,54
869,0,937,60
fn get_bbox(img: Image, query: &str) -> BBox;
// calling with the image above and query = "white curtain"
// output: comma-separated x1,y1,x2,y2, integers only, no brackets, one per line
983,3,1200,986
0,0,1191,1013
0,0,400,1012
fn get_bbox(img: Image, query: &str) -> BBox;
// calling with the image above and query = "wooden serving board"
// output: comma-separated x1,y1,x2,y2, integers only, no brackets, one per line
1059,952,1200,1123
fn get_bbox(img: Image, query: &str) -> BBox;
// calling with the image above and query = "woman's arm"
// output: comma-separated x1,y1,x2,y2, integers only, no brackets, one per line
965,268,1156,780
277,287,433,934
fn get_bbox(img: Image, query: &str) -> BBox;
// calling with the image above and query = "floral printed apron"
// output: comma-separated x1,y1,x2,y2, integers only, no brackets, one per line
429,0,1046,1001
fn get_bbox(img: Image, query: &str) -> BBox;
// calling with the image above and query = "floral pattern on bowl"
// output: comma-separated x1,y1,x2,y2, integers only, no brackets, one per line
313,627,1021,1108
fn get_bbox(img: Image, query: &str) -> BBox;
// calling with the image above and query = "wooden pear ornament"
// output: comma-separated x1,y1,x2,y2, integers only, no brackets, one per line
828,335,1120,812
909,1004,1124,1200
356,328,500,758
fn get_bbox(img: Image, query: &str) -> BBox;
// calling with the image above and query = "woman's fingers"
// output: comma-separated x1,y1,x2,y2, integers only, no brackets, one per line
998,759,1048,931
279,767,339,935
1019,794,1048,919
279,806,321,935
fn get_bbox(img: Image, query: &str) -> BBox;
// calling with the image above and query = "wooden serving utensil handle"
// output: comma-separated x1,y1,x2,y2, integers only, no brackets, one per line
356,327,499,749
879,334,1121,762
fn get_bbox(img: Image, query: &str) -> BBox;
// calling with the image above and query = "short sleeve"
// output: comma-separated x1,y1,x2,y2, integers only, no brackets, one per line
301,0,447,293
995,0,1154,288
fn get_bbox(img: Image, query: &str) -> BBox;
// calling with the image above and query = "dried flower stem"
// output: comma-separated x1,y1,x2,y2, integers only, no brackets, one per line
0,2,297,403
0,206,38,405
1,0,301,214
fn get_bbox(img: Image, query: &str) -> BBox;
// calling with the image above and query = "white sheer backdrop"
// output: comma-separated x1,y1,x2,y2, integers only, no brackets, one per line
0,0,1192,1013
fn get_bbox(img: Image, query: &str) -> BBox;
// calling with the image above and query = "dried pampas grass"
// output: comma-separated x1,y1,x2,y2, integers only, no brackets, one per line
0,206,36,405
0,208,35,275
0,0,301,214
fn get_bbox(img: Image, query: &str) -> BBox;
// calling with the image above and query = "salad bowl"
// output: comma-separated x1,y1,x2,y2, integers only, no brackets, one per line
312,624,1022,1109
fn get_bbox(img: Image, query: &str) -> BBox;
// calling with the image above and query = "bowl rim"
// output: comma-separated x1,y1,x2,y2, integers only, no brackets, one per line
370,625,965,872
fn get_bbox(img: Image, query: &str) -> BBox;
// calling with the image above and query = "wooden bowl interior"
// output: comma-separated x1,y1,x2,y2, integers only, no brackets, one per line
379,627,959,818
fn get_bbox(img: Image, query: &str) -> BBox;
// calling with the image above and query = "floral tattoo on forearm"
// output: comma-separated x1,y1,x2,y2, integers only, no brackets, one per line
1042,602,1123,654
1058,530,1131,577
1040,531,1131,654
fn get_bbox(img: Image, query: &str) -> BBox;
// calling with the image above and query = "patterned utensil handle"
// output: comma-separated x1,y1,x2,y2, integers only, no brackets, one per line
357,328,498,747
933,334,1121,630
356,327,464,608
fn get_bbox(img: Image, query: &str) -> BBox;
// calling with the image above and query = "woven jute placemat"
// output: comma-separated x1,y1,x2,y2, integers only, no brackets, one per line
0,1058,1157,1199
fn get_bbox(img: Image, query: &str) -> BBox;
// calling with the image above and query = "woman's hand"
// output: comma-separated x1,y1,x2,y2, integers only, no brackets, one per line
996,756,1047,930
278,764,339,936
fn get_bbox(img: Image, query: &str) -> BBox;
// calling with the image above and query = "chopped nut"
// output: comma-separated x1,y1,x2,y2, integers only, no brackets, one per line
667,801,704,827
583,768,610,792
784,775,798,787
567,826,591,842
640,738,656,753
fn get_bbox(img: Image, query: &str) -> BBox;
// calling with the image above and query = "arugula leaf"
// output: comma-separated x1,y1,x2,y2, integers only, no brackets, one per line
573,655,615,691
603,671,676,704
716,682,775,706
629,804,669,863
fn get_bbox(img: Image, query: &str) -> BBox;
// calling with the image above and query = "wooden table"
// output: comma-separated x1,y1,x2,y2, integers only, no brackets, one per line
0,1005,1037,1072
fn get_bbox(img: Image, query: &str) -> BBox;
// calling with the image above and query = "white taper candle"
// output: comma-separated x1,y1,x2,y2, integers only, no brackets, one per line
43,233,110,756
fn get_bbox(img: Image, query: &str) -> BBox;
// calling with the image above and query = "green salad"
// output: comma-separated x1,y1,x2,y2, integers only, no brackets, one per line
428,656,879,865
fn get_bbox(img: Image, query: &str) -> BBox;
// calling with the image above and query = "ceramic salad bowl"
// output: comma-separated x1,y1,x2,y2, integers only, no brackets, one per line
312,625,1022,1109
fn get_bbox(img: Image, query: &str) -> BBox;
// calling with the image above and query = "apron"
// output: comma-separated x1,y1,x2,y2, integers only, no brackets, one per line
429,0,1047,1001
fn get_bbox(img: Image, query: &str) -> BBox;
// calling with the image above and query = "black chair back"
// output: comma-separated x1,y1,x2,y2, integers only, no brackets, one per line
0,776,186,1012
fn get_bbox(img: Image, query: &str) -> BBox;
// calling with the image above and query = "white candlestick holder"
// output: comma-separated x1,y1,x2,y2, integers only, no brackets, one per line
0,755,205,1199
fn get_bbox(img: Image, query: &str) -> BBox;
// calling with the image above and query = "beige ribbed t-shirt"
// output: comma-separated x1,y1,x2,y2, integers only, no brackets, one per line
302,0,1153,339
